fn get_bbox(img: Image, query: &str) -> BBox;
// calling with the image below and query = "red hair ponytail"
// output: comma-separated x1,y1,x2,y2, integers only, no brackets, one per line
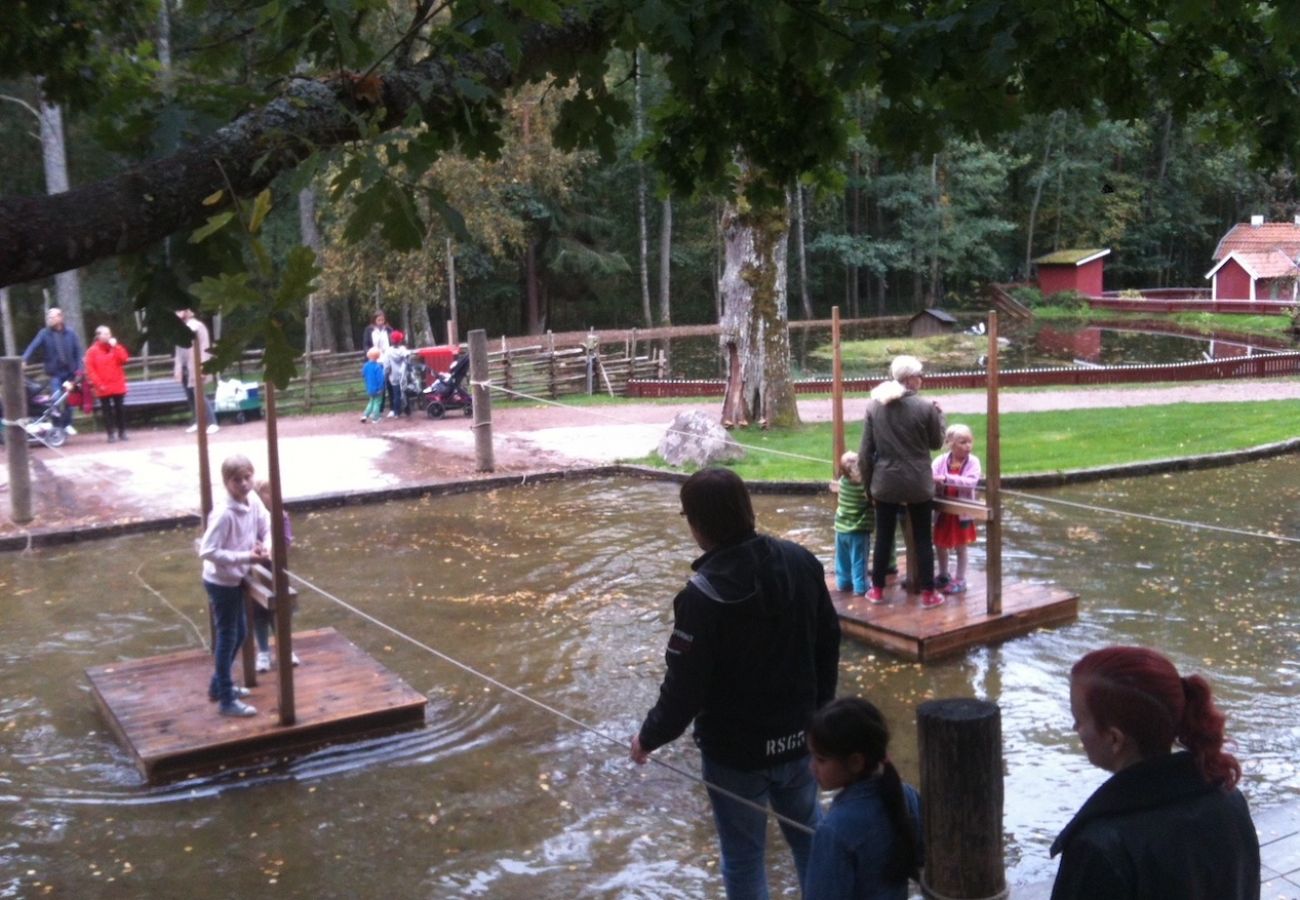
1072,646,1240,789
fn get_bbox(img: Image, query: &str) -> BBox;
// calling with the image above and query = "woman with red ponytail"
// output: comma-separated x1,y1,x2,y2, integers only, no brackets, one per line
1051,646,1260,900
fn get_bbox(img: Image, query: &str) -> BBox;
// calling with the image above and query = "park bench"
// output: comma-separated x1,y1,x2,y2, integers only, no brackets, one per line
122,379,191,420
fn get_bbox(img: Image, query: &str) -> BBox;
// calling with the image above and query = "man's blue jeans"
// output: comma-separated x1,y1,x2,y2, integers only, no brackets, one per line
205,580,246,706
700,754,820,900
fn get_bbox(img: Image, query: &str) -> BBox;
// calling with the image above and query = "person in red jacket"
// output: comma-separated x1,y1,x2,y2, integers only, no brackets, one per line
83,325,130,442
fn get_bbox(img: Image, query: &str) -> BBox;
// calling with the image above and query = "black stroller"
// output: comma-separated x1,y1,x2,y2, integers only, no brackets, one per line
423,353,472,418
0,378,72,448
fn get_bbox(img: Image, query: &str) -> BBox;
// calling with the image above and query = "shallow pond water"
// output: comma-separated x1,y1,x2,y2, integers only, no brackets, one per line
660,322,1294,379
2,460,1297,897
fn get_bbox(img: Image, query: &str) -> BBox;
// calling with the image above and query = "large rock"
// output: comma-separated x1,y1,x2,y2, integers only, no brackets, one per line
657,411,745,467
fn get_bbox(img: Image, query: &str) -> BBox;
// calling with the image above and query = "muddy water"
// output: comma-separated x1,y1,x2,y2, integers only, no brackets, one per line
2,461,1297,897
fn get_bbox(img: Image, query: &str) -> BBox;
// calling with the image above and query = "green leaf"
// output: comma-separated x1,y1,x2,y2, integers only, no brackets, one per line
248,189,273,235
188,271,261,313
189,211,235,244
273,245,321,309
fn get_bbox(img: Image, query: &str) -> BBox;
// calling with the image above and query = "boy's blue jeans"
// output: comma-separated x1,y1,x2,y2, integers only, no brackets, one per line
834,530,869,594
700,754,820,900
205,580,246,706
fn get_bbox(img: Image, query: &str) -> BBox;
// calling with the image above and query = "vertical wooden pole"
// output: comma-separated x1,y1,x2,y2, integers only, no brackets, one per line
985,311,1002,616
265,381,295,725
831,306,845,479
469,329,494,472
194,341,213,527
1,359,32,524
918,699,1005,900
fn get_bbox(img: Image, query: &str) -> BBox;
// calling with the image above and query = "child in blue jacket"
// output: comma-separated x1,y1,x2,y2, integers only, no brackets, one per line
361,347,385,423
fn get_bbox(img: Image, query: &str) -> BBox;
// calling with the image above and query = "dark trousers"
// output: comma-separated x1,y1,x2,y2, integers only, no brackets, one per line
205,580,246,705
872,499,935,592
99,394,126,436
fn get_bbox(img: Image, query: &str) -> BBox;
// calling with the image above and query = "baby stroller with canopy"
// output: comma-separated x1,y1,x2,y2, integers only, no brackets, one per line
0,377,73,448
423,353,472,418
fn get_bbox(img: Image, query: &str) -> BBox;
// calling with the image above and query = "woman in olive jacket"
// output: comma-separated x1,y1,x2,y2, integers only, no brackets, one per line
1051,646,1260,900
858,355,945,607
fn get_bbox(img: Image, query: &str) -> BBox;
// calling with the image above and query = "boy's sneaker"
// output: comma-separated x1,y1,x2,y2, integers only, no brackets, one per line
256,651,271,673
360,415,369,423
921,590,945,608
292,652,301,667
943,579,967,595
186,423,199,433
219,700,258,717
208,685,251,702
65,425,77,436
206,423,220,434
866,586,885,604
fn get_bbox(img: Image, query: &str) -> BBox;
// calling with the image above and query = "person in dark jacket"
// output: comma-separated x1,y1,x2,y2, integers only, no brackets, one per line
858,355,945,608
631,467,841,899
22,307,82,432
1051,646,1260,900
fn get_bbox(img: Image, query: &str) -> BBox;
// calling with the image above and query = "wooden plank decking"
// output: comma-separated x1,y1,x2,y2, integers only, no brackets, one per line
830,573,1078,662
85,627,428,783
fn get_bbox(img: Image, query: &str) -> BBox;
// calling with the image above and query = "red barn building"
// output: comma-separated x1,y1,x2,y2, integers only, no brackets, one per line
1033,248,1110,297
1206,217,1300,301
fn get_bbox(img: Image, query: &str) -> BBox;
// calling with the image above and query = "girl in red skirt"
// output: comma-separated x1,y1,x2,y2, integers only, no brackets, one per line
931,424,981,594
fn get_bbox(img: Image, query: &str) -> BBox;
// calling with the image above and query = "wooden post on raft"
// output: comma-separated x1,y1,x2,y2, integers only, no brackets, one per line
468,329,494,472
831,306,845,478
264,381,295,726
918,698,1006,900
1,358,32,524
194,341,213,527
985,311,1002,616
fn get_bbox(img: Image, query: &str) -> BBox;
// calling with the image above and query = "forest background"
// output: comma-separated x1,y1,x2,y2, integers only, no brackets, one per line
2,0,1298,367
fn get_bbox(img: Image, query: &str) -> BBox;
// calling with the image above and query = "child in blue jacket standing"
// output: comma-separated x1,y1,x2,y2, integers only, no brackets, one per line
361,347,385,423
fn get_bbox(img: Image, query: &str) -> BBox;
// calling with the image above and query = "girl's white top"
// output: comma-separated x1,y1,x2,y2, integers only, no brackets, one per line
199,491,271,586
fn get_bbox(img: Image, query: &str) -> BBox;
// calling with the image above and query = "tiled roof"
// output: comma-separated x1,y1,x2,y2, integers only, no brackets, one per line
1206,250,1300,280
1212,223,1300,260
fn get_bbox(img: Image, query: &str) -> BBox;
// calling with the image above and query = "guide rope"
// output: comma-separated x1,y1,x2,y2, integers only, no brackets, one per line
469,378,1300,545
132,562,209,648
286,569,816,836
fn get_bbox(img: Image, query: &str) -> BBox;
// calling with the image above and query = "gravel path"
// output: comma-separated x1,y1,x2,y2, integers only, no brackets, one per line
1,379,1296,539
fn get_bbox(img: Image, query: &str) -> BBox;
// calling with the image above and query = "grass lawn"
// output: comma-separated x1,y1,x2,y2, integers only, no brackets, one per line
633,399,1300,481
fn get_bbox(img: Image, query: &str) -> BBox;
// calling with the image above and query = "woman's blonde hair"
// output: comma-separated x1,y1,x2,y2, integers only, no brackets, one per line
944,423,973,449
889,355,924,381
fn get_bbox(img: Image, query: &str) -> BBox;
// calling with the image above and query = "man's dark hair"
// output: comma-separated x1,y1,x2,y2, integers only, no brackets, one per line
680,467,755,547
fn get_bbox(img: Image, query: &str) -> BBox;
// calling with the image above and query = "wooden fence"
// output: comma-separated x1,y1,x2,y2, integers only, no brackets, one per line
627,351,1300,398
86,340,665,418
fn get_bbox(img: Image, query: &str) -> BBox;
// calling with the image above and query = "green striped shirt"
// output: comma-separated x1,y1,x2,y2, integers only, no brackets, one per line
834,476,872,533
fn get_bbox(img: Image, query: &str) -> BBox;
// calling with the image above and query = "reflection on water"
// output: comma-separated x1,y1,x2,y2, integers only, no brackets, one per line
1,463,1296,896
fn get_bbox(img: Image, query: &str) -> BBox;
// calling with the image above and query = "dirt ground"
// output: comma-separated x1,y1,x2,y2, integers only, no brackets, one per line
2,379,1297,539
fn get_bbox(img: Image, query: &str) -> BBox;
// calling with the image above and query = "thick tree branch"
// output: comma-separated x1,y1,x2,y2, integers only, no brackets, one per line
0,12,610,288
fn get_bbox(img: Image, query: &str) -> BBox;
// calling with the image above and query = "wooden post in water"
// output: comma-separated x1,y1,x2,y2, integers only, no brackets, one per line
1,358,32,524
831,306,845,479
985,311,1002,615
918,698,1006,900
264,381,295,725
468,329,494,472
194,342,213,527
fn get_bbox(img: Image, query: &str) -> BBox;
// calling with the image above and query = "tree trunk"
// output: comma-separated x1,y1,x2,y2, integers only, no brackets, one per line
446,237,459,345
634,49,653,327
0,287,15,356
658,196,673,325
718,177,798,429
298,186,335,351
1024,124,1053,279
849,151,861,317
794,182,812,319
38,95,84,344
928,152,941,308
523,239,543,334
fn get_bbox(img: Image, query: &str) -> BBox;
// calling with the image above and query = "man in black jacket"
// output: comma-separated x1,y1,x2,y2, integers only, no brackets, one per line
631,467,841,899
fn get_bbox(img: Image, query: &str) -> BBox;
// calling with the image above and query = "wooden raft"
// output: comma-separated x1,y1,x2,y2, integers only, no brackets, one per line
85,627,428,783
829,573,1078,663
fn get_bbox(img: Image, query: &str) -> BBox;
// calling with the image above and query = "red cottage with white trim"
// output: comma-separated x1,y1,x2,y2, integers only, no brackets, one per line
1033,248,1109,297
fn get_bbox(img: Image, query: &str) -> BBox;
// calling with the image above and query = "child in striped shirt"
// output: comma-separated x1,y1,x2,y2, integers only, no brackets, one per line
833,451,872,596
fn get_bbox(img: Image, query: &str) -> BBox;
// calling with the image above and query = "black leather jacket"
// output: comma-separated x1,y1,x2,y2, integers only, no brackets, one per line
1051,751,1260,900
637,532,840,770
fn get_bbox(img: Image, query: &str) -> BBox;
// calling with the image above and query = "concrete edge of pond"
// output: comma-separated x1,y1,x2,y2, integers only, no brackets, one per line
2,439,1296,553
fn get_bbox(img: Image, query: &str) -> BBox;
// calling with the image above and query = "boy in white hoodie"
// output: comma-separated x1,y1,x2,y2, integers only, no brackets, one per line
199,453,270,716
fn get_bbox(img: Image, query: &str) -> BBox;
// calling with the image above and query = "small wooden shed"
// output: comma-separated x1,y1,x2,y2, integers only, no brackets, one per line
1033,248,1110,297
908,308,959,337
